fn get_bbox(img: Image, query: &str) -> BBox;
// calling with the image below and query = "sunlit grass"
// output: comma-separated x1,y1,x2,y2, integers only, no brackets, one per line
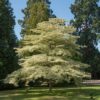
0,86,100,100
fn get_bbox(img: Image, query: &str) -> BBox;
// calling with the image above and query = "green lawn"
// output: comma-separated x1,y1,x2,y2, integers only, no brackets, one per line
0,86,100,100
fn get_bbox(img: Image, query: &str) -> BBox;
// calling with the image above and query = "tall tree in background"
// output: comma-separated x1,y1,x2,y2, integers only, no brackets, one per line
19,0,56,36
0,0,18,80
71,0,100,79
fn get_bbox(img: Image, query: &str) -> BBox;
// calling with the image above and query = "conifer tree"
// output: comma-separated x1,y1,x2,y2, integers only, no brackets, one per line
19,0,56,36
71,0,100,78
5,19,89,91
0,0,18,80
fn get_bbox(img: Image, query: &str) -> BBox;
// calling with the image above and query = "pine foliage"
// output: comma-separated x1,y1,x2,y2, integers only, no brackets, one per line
0,0,18,80
20,0,55,36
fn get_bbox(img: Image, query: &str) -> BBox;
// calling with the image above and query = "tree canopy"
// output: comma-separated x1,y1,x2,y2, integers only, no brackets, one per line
19,0,56,36
0,0,18,80
71,0,100,78
5,18,89,88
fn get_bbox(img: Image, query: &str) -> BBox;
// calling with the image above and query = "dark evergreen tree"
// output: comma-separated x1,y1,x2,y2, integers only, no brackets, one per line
19,0,56,36
0,0,18,80
71,0,100,78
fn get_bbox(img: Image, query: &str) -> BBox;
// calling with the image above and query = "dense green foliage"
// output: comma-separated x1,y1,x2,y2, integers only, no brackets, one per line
0,0,18,80
5,19,89,90
71,0,100,79
19,0,55,36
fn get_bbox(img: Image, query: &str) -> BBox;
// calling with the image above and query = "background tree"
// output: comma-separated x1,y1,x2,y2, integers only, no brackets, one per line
5,18,89,91
71,0,100,79
19,0,56,36
0,0,18,80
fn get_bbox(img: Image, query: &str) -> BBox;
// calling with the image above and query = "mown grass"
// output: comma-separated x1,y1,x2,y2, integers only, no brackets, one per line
0,86,100,100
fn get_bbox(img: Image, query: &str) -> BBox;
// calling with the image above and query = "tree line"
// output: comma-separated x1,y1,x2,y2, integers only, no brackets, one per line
0,0,100,90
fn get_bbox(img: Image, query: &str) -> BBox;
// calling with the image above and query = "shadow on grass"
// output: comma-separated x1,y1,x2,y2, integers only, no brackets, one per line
0,86,100,100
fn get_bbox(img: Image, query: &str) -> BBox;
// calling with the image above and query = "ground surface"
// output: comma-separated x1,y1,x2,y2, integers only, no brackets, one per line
0,86,100,100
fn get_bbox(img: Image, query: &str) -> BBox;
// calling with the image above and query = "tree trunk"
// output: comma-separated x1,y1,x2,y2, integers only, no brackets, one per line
48,80,52,92
25,81,29,94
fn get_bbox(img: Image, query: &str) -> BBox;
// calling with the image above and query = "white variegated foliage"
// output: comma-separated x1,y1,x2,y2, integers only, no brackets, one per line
5,18,89,86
